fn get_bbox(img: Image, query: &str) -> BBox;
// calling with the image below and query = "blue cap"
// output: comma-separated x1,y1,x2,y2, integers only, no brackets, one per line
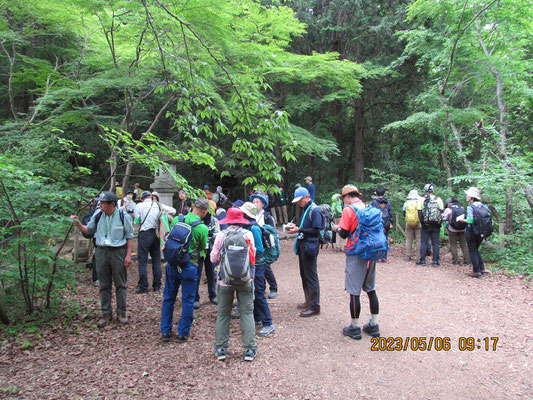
292,187,309,203
204,185,210,190
250,193,268,208
232,199,245,208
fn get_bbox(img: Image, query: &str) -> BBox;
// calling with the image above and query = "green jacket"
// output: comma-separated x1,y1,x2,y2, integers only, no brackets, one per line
170,213,208,266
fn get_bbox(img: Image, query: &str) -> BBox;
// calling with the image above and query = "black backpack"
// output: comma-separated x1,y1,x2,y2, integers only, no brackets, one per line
83,209,125,239
449,203,467,230
314,204,334,244
422,196,443,226
472,204,493,238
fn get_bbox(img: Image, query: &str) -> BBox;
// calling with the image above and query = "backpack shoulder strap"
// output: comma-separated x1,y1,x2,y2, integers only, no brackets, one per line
189,220,202,228
93,210,104,231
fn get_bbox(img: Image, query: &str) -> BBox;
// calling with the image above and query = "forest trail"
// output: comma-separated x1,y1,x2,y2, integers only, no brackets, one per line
1,240,531,399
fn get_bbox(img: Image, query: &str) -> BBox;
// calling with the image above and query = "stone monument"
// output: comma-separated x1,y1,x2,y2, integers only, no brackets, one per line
150,156,179,207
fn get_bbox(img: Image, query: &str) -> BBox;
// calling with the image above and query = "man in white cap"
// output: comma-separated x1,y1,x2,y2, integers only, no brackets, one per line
287,187,323,317
457,187,491,278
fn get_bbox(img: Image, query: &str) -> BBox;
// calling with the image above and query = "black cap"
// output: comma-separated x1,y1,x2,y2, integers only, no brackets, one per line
94,191,118,203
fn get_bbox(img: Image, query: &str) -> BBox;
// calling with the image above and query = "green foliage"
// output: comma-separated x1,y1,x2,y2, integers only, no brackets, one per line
0,154,86,319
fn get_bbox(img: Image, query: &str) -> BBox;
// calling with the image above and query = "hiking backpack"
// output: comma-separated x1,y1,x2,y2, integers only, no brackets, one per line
422,196,443,226
472,204,493,238
256,224,280,265
346,206,389,261
405,200,419,227
163,215,202,267
219,230,252,285
376,200,392,229
313,204,334,244
449,203,467,230
82,209,125,239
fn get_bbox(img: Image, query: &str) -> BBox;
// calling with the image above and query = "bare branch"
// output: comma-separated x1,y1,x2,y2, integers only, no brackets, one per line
440,0,498,95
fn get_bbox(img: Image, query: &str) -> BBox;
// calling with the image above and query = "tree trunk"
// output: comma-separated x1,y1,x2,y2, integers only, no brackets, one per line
441,129,452,190
504,187,513,234
354,98,364,182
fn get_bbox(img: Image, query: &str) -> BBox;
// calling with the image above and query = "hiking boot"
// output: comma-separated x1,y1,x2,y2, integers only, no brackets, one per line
469,272,482,278
153,288,161,294
463,259,471,265
405,256,412,262
243,348,257,362
342,324,362,340
258,325,275,337
415,260,426,266
97,314,112,328
296,302,308,310
255,320,262,326
231,309,240,319
161,333,171,342
176,335,188,343
363,321,380,337
117,313,128,325
210,297,218,305
194,301,200,310
268,291,278,299
432,262,440,267
135,288,148,294
215,348,227,361
452,260,460,265
92,280,100,287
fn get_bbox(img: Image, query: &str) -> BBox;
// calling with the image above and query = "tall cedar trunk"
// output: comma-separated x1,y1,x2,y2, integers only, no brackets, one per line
333,100,343,185
354,98,364,182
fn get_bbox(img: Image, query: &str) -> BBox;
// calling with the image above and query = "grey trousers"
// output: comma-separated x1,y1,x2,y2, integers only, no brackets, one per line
215,281,257,351
448,230,470,263
95,247,127,315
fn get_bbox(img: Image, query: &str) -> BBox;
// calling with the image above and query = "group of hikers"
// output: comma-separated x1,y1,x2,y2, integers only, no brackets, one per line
70,176,492,362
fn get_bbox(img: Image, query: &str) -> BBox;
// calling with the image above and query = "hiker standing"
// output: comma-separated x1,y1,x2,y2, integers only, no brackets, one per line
370,186,393,262
403,190,422,262
161,198,209,343
134,191,176,294
203,185,213,200
417,184,444,267
119,189,136,218
305,176,316,202
251,193,279,300
133,183,143,202
175,188,192,216
70,191,134,327
194,201,220,309
442,197,471,266
458,187,491,278
240,201,276,335
333,185,381,339
211,207,258,362
114,181,123,199
287,187,323,317
276,186,289,225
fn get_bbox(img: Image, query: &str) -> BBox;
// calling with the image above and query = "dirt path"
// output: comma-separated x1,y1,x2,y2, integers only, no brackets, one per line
1,240,532,399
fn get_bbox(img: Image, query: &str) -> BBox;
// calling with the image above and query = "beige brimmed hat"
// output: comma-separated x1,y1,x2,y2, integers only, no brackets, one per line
464,187,481,200
240,202,259,219
407,190,420,199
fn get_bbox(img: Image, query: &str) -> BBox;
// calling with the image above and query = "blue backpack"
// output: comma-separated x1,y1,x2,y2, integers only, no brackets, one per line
163,216,202,268
346,206,389,261
256,224,280,265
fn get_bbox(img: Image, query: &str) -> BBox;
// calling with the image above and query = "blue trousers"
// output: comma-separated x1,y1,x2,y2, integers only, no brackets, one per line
264,264,278,292
160,263,198,336
254,264,273,326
